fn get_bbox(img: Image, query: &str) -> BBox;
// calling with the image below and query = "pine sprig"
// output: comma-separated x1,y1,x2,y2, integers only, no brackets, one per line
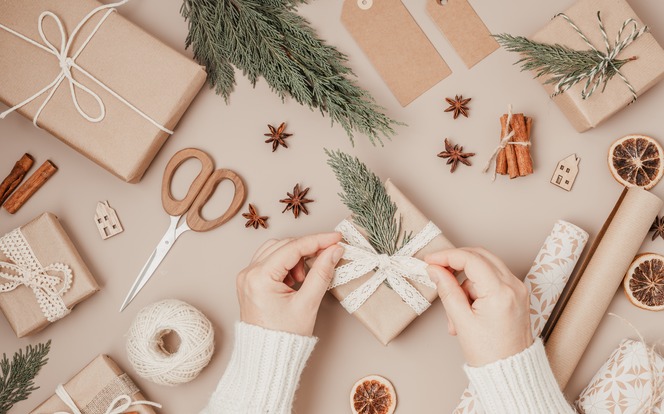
0,341,51,414
181,0,400,145
325,149,405,255
494,33,635,96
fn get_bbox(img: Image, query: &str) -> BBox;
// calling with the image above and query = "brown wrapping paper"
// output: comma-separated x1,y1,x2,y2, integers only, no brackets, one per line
545,187,663,389
0,212,99,338
531,0,664,132
330,179,455,345
30,355,157,414
0,0,207,183
341,0,452,107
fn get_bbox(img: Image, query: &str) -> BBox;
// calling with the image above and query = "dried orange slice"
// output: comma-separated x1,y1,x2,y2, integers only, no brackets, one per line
608,134,664,190
624,253,664,311
350,375,396,414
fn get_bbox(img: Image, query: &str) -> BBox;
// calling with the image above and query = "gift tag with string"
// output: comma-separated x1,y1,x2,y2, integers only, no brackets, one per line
342,0,451,107
426,0,498,68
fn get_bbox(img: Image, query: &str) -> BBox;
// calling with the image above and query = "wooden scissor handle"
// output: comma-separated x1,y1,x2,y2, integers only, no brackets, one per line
161,148,214,217
186,169,246,232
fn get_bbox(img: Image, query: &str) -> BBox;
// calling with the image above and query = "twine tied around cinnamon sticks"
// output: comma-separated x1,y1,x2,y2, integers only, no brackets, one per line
0,0,173,133
482,105,533,180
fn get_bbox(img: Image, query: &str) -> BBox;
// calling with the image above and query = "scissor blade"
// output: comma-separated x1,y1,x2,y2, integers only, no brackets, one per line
119,232,176,312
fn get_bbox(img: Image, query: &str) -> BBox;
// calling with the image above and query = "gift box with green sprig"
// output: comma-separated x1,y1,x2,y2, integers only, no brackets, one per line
324,150,455,345
495,0,664,132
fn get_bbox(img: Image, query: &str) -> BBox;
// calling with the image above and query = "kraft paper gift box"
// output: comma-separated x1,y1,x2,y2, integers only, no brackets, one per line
329,179,454,345
530,0,664,132
31,355,158,414
0,0,207,183
0,212,99,337
575,339,664,413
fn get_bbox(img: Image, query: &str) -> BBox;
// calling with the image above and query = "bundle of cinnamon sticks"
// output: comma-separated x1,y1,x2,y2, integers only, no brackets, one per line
496,113,534,178
0,153,58,213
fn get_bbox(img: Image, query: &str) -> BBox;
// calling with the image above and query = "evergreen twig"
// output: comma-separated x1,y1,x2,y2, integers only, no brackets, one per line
181,0,400,145
0,341,51,414
325,149,405,255
494,33,636,97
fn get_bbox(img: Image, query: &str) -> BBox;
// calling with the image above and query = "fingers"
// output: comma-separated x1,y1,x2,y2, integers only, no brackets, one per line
290,258,306,283
446,311,457,336
426,249,502,292
297,245,345,308
461,247,513,281
461,278,480,301
253,238,294,263
262,233,342,281
427,265,471,322
251,239,280,262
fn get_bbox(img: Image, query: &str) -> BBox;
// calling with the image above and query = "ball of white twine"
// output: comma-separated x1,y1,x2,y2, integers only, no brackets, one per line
126,299,215,386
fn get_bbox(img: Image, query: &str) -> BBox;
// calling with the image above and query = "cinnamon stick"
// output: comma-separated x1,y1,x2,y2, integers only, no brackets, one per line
511,114,534,177
0,153,34,206
4,160,58,214
496,115,508,175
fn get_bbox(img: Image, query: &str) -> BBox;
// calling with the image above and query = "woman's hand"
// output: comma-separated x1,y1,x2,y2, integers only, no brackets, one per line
237,233,344,337
426,248,533,367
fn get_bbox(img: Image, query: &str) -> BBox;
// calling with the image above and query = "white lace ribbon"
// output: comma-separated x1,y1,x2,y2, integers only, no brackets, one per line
331,220,441,315
0,0,173,134
54,384,162,414
0,229,72,322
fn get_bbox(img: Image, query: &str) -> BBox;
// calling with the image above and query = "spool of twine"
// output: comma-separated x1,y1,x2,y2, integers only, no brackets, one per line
126,299,215,386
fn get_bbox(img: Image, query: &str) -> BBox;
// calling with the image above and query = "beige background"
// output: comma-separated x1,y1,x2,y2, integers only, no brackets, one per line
1,0,664,412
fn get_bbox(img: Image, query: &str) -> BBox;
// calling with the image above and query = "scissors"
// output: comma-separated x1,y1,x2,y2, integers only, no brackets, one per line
119,148,246,312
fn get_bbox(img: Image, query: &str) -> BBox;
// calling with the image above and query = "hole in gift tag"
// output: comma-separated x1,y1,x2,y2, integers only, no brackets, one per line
169,157,204,201
157,329,181,356
200,179,236,222
357,0,372,10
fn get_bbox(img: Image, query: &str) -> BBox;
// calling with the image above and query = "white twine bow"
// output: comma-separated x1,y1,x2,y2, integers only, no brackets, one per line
482,104,531,181
54,384,162,414
553,11,648,101
0,229,72,322
330,220,441,315
0,0,173,133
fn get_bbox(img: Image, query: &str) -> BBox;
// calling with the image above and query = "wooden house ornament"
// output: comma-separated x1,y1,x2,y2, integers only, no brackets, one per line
94,201,123,239
551,154,580,191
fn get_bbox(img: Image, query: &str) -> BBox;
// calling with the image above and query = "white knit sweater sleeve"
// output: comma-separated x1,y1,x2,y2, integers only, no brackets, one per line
464,338,575,414
200,322,317,414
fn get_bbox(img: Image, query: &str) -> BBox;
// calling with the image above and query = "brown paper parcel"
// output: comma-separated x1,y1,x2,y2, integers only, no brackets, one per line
531,0,664,132
0,212,99,338
330,179,454,345
30,355,157,414
0,0,207,183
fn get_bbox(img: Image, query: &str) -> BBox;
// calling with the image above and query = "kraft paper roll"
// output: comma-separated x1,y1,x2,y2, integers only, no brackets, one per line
453,220,588,414
546,187,663,389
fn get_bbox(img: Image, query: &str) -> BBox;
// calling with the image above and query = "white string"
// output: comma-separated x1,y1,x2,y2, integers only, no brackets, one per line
482,104,531,181
0,0,173,134
54,384,162,414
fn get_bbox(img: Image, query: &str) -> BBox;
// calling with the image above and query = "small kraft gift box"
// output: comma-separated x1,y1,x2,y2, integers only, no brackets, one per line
0,212,99,337
30,355,160,414
0,0,207,183
329,179,455,345
531,0,664,132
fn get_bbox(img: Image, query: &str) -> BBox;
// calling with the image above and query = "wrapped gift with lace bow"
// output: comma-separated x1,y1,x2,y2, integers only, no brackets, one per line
328,175,455,345
30,355,160,414
0,212,98,337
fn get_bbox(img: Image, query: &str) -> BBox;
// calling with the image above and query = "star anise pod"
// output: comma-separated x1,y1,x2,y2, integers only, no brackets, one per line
444,95,471,119
437,138,475,173
264,122,292,151
242,204,269,229
280,184,314,218
651,216,664,241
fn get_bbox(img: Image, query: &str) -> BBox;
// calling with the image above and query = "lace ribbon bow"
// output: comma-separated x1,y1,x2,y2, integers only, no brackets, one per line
0,0,173,133
54,384,162,414
0,229,72,322
330,220,441,315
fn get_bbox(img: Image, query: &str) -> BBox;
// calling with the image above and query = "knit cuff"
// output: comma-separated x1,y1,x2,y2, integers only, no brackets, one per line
464,338,573,414
202,322,317,414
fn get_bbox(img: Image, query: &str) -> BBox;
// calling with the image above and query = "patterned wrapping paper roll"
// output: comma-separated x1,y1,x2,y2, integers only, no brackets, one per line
454,220,589,414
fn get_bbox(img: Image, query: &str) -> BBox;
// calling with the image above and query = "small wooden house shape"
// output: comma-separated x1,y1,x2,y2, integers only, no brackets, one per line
551,154,580,191
94,201,124,239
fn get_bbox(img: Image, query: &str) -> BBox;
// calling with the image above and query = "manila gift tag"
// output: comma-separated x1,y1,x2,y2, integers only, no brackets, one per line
342,0,452,107
426,0,498,68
